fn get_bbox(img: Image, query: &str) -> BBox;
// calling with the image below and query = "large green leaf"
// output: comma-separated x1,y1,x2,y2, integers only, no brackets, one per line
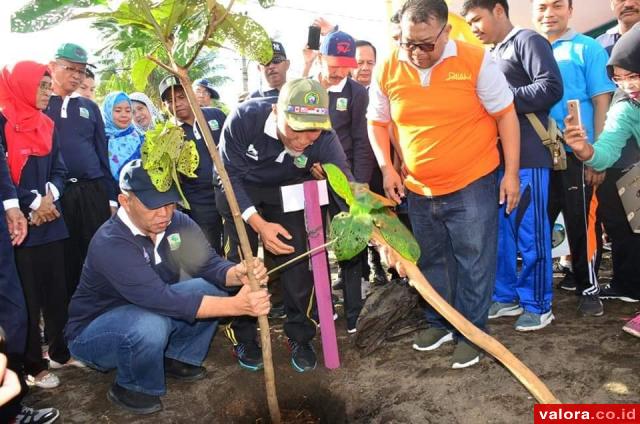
371,209,420,263
131,57,157,91
322,163,355,206
329,212,373,261
350,182,396,213
208,11,273,64
11,0,108,33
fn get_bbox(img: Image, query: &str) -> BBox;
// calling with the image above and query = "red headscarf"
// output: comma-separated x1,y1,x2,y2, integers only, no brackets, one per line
0,61,54,185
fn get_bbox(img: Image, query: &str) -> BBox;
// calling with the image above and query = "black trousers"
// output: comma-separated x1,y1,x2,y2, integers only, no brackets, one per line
548,153,601,295
14,240,69,376
185,202,224,255
61,179,111,297
216,186,320,344
597,168,640,298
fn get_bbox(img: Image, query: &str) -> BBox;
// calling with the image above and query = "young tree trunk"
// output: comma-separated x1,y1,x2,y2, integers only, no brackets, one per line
371,229,560,405
174,67,282,423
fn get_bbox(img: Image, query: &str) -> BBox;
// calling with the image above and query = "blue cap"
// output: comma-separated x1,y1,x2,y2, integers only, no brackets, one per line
319,31,357,68
119,160,181,209
193,78,220,100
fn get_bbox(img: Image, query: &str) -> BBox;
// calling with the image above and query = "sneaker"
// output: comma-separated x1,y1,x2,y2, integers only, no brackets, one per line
622,315,640,338
233,342,264,371
557,273,577,291
578,295,604,317
488,302,523,319
599,284,639,303
164,358,206,381
26,371,59,389
451,341,481,369
288,340,317,372
107,383,162,415
48,358,86,369
12,405,60,424
267,303,287,319
412,328,453,351
514,310,555,332
347,327,357,334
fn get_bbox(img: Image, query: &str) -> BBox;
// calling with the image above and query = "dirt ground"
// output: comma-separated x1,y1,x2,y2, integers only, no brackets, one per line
27,255,640,423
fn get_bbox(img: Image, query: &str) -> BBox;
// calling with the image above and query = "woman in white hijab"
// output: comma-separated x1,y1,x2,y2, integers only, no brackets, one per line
129,92,160,134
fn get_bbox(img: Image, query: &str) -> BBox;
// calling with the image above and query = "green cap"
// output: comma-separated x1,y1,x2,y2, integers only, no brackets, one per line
55,43,92,66
277,79,331,131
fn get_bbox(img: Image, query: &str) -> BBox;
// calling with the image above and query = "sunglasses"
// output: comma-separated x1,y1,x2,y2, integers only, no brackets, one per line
264,56,286,66
399,24,446,53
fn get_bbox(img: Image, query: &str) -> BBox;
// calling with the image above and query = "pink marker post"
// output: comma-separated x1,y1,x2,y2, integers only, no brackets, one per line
303,180,340,369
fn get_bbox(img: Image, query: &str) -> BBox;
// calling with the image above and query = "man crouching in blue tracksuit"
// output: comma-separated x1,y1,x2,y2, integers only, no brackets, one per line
64,160,270,415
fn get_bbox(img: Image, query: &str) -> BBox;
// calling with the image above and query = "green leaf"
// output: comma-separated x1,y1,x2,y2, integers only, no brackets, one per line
151,0,190,38
131,57,157,91
371,209,421,263
141,121,199,209
11,0,108,33
350,182,396,213
322,163,354,206
208,11,273,64
330,212,373,261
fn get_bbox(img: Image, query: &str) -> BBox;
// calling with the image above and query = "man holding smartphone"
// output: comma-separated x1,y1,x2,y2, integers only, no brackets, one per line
532,0,616,316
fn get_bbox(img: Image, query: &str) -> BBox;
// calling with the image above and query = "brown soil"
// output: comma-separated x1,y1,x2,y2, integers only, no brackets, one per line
27,260,639,423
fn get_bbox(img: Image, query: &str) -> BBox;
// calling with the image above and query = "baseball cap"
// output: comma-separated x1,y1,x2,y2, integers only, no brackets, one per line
55,43,94,67
271,41,287,60
277,78,331,131
193,78,220,100
319,31,357,68
159,75,182,101
119,160,181,209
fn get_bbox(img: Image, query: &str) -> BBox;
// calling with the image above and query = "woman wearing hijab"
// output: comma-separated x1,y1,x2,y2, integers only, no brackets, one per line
101,92,143,182
0,61,77,393
129,91,159,134
564,24,640,338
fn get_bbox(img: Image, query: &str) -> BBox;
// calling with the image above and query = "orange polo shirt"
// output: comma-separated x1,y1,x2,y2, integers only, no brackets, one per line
368,40,514,196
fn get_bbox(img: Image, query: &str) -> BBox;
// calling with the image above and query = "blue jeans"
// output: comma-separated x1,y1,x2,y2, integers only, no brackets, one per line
68,278,225,396
408,171,499,335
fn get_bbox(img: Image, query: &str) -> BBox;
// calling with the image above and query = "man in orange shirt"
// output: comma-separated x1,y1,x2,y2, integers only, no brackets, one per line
367,0,520,369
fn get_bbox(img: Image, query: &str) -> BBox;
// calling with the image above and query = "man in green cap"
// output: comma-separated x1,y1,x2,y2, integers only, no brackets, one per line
216,78,352,373
46,43,115,300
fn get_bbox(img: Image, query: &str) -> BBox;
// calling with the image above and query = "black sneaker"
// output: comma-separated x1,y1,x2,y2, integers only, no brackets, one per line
268,303,287,319
107,383,162,415
164,358,206,381
557,273,577,291
288,339,317,372
599,284,639,303
12,405,60,424
578,294,604,317
233,342,263,371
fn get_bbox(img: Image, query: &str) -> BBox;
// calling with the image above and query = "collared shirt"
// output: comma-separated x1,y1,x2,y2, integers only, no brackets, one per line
549,29,616,144
65,209,235,342
218,98,352,221
368,40,514,196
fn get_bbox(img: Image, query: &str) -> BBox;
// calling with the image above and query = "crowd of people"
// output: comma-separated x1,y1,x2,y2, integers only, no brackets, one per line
0,0,639,421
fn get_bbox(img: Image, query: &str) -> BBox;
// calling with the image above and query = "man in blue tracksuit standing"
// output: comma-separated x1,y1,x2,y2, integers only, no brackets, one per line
463,0,563,330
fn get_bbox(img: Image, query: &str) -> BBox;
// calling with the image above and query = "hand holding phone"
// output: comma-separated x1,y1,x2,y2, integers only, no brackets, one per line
307,25,321,51
566,99,582,128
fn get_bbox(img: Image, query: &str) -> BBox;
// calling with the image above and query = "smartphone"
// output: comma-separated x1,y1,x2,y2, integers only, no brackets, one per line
308,25,321,50
566,99,582,127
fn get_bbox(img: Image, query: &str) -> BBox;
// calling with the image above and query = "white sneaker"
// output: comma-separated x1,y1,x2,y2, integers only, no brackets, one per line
26,371,60,389
49,357,86,369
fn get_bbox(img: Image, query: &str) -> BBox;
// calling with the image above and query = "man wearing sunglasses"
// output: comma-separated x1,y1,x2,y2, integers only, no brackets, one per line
250,41,290,99
368,0,520,369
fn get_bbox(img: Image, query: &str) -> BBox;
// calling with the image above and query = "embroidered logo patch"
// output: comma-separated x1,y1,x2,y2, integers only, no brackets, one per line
79,107,90,119
304,91,320,106
208,119,220,131
293,154,308,168
167,233,181,251
445,72,472,81
336,97,348,111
